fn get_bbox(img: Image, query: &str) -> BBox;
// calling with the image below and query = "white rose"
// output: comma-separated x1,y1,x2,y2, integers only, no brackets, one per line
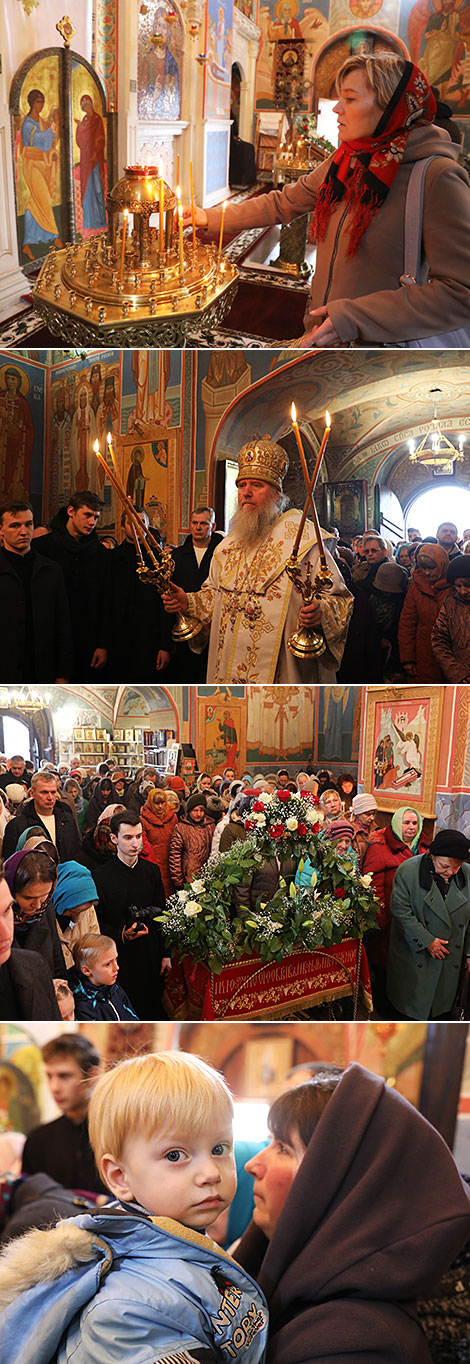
177,889,188,901
183,900,203,917
315,807,325,824
360,873,373,888
255,813,266,826
286,817,298,831
191,879,205,894
305,808,318,824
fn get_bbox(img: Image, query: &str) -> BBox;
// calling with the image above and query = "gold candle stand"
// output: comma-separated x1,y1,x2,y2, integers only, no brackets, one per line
32,165,238,347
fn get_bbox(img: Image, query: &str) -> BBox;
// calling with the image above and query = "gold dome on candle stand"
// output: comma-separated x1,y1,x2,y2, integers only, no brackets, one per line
32,164,238,347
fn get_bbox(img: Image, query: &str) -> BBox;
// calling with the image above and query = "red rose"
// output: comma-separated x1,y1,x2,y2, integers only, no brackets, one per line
245,820,255,831
277,790,291,802
297,822,307,835
270,824,285,838
252,801,264,812
334,888,345,899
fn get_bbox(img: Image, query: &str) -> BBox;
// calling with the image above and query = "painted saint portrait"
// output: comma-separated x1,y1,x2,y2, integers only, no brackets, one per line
0,366,35,502
13,59,64,263
138,0,183,119
74,93,107,232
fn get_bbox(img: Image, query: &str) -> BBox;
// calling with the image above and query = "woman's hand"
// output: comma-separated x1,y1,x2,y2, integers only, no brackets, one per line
427,937,449,959
181,205,208,230
300,307,342,348
162,583,189,614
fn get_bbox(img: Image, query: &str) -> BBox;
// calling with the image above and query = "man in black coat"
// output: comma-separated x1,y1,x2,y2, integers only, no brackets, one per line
22,1033,105,1192
0,501,73,683
2,770,82,862
163,506,224,681
37,490,110,681
93,809,170,1019
107,509,170,680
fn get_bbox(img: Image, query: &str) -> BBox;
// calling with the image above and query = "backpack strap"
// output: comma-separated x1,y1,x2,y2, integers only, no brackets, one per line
400,155,438,286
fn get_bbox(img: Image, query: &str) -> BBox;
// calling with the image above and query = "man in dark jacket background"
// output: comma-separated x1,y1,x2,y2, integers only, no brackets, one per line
2,770,82,862
107,508,170,680
93,810,170,1019
163,506,224,681
0,501,73,683
37,491,110,681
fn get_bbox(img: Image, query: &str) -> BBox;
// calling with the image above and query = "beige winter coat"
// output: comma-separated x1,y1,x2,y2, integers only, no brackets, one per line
205,126,470,344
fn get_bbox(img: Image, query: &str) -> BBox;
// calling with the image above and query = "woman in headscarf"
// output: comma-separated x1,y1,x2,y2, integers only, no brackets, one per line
80,802,126,874
363,806,429,1003
140,787,178,898
398,542,450,680
3,849,66,982
63,777,88,833
184,55,470,347
395,542,413,572
82,777,114,833
233,1066,470,1363
51,861,100,971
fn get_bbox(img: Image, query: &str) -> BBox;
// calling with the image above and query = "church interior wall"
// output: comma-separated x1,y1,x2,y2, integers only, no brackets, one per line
251,0,470,147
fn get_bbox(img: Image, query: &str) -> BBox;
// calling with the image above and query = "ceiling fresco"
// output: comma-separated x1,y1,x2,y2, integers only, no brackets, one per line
216,351,470,508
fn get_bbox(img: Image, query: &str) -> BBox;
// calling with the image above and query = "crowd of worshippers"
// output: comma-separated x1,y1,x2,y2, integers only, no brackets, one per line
4,492,470,685
0,752,469,1024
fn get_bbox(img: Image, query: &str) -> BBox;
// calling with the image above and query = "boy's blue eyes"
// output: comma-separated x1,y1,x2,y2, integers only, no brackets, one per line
163,1143,230,1162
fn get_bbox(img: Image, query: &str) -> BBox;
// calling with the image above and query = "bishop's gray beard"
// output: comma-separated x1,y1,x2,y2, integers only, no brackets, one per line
230,497,282,549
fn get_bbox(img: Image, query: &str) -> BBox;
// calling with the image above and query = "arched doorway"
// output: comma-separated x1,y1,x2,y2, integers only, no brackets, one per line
313,28,409,108
405,483,470,539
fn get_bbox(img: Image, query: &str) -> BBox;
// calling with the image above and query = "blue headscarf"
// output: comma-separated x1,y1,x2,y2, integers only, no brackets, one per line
52,861,98,917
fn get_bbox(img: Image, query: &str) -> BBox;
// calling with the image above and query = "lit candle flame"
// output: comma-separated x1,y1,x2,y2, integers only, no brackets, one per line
291,402,297,423
325,410,331,429
93,439,100,454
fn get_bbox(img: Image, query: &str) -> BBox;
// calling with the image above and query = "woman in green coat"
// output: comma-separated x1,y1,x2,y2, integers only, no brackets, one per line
387,829,470,1018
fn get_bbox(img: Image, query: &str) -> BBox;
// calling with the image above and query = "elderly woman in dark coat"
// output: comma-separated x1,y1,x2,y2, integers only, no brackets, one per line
387,828,470,1019
235,1064,470,1364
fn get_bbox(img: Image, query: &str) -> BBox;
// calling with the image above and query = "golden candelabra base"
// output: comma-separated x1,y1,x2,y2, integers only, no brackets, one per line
287,623,328,659
172,614,205,643
285,555,334,660
32,236,238,346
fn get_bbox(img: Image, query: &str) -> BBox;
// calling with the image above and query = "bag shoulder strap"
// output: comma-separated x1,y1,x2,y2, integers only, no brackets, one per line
402,155,438,284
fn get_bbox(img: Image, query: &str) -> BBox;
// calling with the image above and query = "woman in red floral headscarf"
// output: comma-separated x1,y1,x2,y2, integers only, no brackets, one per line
185,54,470,347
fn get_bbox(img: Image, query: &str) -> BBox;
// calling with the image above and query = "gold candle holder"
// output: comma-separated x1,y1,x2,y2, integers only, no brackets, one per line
286,408,333,658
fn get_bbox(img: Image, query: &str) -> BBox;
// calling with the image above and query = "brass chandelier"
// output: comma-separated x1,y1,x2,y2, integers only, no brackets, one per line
408,400,465,473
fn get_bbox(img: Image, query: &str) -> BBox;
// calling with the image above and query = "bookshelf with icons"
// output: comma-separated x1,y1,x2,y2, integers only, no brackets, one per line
109,729,145,774
140,729,178,774
69,727,111,773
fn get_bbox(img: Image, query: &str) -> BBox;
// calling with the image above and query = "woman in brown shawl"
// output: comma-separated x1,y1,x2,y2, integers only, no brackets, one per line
235,1064,470,1364
398,542,450,680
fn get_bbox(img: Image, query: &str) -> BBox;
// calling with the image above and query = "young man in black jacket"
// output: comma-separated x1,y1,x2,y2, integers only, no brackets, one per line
0,501,73,682
37,490,110,681
93,810,170,1019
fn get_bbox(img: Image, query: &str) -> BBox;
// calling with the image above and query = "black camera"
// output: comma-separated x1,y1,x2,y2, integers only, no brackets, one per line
124,904,159,929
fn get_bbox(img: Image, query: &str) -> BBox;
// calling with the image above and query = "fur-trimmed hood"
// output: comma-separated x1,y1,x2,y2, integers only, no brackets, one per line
0,1207,268,1364
0,1220,112,1310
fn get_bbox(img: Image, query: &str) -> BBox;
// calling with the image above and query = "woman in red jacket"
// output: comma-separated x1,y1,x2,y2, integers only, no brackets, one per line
140,788,178,899
362,806,429,1003
398,543,450,681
